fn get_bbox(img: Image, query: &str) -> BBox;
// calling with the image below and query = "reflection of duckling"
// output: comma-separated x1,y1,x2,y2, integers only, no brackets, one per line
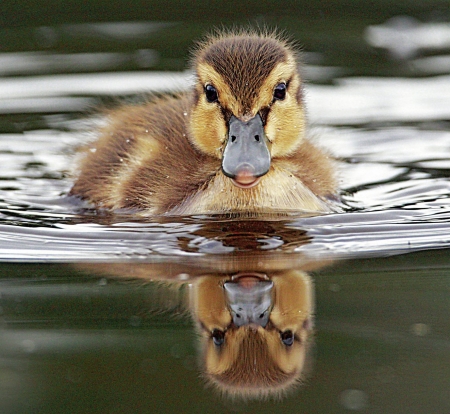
74,260,317,398
70,30,337,215
191,270,314,398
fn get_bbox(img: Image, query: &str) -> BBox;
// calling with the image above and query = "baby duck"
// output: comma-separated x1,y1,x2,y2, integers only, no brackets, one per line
70,30,338,215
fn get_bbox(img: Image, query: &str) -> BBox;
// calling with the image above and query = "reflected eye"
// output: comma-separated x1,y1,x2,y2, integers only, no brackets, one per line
205,84,218,103
280,330,294,346
212,329,225,346
273,83,287,101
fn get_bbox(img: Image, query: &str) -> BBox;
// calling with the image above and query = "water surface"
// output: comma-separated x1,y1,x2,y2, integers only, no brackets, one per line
0,5,450,413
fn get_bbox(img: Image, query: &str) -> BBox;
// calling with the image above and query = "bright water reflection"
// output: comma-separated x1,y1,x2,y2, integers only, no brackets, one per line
0,69,449,260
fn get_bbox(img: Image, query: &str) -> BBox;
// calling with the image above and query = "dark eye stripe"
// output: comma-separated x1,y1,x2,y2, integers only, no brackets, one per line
259,107,270,125
220,106,232,123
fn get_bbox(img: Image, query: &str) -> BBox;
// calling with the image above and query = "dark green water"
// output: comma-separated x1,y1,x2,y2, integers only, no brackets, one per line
1,250,450,413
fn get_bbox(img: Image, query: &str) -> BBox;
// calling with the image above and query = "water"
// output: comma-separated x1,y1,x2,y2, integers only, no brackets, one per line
1,5,450,413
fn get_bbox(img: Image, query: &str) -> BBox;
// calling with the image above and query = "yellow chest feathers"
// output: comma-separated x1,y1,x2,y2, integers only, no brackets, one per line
168,166,332,215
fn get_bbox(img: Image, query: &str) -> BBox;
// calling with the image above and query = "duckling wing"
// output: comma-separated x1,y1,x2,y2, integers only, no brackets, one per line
71,95,218,214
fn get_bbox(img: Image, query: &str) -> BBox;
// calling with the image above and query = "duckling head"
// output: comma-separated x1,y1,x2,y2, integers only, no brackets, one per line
189,31,305,188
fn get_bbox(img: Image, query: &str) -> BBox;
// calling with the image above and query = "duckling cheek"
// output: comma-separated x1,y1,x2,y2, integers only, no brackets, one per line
266,104,306,157
189,105,227,157
222,115,271,187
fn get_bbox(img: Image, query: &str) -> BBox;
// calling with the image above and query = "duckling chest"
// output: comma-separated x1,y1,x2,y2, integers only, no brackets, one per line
168,168,331,215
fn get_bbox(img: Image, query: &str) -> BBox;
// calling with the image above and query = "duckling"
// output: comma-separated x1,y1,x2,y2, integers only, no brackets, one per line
70,30,338,215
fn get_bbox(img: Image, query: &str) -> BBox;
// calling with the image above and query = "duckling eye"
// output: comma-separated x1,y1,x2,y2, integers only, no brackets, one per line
273,83,287,101
212,329,225,346
205,84,219,103
280,330,294,346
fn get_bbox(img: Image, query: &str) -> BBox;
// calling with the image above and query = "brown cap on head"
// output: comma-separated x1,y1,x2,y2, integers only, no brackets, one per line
204,325,307,399
194,33,292,111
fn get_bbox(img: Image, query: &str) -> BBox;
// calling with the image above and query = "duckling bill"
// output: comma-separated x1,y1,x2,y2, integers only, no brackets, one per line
222,115,271,188
70,30,338,215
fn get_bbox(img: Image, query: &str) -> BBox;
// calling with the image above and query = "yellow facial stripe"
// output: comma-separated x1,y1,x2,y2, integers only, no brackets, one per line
253,58,298,112
196,62,240,115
